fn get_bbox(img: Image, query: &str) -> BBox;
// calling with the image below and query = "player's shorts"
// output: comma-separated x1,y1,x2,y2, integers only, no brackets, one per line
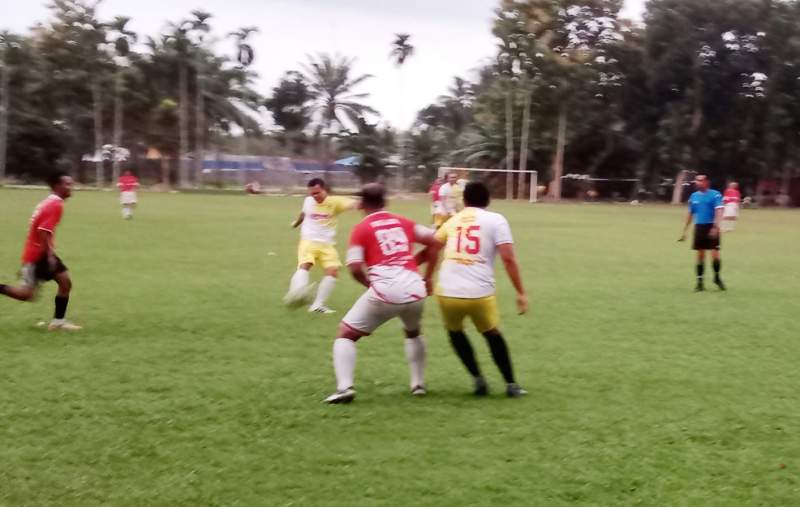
297,240,342,269
723,203,739,219
437,295,500,333
693,224,721,251
120,191,138,205
19,255,68,289
342,288,425,337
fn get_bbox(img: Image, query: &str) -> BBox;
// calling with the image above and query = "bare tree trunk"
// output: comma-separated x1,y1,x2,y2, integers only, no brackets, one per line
112,68,123,184
672,169,687,205
161,157,171,188
548,104,567,201
194,54,204,188
178,62,189,188
505,79,514,200
0,45,9,183
92,78,104,188
239,132,248,186
517,85,532,200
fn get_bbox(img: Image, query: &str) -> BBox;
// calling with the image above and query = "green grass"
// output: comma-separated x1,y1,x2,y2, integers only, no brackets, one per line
1,188,799,506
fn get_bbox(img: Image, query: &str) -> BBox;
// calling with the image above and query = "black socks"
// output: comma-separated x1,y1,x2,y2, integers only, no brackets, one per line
54,295,69,319
483,330,516,384
449,330,481,378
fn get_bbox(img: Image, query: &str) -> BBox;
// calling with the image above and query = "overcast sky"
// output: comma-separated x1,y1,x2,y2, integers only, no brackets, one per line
2,0,648,129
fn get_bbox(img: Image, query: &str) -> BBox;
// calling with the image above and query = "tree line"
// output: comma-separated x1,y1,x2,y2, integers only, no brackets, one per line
1,0,800,203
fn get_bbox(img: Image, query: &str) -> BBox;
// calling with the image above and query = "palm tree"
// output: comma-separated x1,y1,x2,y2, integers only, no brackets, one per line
302,53,377,167
0,31,12,183
107,16,137,184
229,26,259,184
164,22,192,188
390,33,415,190
189,10,212,186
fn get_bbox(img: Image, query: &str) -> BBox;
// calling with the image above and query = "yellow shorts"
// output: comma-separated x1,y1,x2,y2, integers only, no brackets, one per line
433,214,448,228
297,240,342,269
437,295,500,333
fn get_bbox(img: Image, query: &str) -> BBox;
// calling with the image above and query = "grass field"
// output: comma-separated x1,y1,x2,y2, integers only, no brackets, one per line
1,187,799,506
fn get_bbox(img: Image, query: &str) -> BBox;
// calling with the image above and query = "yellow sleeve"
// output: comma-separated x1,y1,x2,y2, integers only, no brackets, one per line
333,197,355,215
435,219,452,243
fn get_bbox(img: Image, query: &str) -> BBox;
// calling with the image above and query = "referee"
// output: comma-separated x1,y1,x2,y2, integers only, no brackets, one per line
679,174,726,292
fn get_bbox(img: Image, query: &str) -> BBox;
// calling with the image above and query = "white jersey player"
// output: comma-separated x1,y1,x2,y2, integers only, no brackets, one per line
324,184,442,404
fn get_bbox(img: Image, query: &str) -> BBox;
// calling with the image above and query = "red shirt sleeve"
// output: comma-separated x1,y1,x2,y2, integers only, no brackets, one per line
38,202,63,232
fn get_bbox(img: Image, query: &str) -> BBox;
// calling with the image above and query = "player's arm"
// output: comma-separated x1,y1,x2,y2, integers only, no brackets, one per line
679,210,693,241
710,193,724,237
414,228,443,294
347,261,371,289
291,212,305,228
497,243,528,315
37,228,57,268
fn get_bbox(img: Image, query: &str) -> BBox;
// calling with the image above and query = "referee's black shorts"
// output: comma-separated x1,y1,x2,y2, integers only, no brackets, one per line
693,224,720,251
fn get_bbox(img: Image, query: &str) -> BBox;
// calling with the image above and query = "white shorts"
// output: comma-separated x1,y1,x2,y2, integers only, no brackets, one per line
342,288,425,336
723,203,739,218
120,191,138,205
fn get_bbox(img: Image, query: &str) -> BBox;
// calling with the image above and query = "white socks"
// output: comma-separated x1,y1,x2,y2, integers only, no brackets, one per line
122,207,132,219
333,338,357,391
313,276,337,309
289,269,310,294
404,336,427,388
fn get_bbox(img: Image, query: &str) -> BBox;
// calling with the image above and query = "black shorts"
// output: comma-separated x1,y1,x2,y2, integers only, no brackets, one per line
693,224,720,251
20,255,68,289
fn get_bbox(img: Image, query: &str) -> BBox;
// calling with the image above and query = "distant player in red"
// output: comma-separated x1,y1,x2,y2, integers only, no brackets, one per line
0,173,81,331
118,170,140,220
429,177,445,228
722,182,741,232
324,184,442,404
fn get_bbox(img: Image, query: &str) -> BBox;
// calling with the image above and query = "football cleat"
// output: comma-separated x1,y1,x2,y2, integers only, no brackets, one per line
694,283,705,292
411,385,427,396
324,387,356,404
473,376,489,396
309,305,336,314
506,383,528,398
48,320,82,331
714,277,727,291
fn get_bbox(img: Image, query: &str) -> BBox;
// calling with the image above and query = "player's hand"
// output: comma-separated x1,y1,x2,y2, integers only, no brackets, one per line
678,234,686,242
424,277,434,296
47,254,57,271
516,293,529,315
709,226,719,239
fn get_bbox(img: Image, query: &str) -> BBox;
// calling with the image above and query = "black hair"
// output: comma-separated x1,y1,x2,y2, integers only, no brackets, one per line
307,178,326,188
463,181,490,208
47,171,69,190
359,183,386,209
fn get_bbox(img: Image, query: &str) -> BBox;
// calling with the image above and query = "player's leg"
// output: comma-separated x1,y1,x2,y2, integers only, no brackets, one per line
285,241,316,306
438,296,486,394
49,261,81,331
325,290,393,403
309,246,341,314
470,296,526,397
695,249,706,291
712,248,725,290
399,300,427,395
1,264,39,301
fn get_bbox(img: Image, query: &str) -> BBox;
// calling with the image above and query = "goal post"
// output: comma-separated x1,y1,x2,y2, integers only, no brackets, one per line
438,167,539,203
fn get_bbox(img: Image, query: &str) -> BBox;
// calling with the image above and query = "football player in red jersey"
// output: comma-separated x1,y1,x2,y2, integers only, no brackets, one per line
324,184,442,404
1,173,81,331
118,170,140,220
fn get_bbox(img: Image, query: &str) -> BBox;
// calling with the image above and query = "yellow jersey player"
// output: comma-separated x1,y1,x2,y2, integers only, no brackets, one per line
285,178,356,313
433,181,529,397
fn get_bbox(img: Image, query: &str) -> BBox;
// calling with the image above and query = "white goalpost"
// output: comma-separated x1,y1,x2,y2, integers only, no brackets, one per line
438,167,539,203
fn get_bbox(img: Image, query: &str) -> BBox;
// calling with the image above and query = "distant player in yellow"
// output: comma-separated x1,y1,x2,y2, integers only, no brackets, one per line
438,172,461,219
433,181,529,397
286,178,356,314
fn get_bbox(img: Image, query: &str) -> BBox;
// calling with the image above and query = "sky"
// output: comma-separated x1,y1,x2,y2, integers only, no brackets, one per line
1,0,648,130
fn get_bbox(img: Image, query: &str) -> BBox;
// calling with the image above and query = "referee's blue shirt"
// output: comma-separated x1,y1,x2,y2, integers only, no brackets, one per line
689,190,724,225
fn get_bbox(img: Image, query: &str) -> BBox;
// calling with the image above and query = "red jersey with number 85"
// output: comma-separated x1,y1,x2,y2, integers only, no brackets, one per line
346,211,433,304
22,195,64,263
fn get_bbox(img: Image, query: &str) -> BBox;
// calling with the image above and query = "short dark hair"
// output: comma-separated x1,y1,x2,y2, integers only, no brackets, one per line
359,183,386,209
463,181,490,208
47,172,68,190
307,178,326,188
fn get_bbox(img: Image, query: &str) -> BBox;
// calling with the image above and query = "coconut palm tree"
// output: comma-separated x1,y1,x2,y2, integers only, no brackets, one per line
189,10,212,185
229,26,258,184
390,33,414,189
302,53,377,168
106,16,137,184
